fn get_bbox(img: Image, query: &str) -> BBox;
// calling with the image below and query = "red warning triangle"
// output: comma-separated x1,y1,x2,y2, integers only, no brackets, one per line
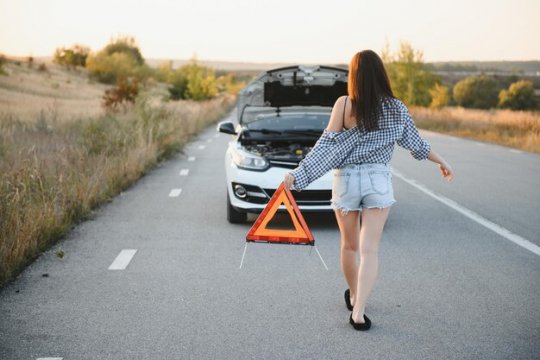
246,182,314,245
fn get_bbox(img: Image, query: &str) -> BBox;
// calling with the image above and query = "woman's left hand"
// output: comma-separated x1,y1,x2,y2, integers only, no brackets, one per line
284,173,295,190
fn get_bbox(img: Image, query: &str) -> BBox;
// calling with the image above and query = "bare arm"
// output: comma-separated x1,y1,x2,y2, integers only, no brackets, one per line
427,149,454,182
326,95,347,132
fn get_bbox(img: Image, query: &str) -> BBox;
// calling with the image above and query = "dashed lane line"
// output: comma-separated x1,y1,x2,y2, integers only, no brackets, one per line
179,169,189,176
198,145,206,150
188,156,196,162
169,188,182,197
108,249,138,270
392,169,540,257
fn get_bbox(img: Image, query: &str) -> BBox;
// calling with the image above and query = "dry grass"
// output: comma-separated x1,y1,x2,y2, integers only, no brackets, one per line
410,106,540,153
0,62,236,286
0,61,109,122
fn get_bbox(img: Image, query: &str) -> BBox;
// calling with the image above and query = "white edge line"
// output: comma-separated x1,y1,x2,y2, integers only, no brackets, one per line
393,170,540,256
239,242,248,269
108,249,138,270
314,246,329,271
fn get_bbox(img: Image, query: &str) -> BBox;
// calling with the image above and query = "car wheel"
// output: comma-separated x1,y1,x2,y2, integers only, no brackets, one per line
227,192,247,223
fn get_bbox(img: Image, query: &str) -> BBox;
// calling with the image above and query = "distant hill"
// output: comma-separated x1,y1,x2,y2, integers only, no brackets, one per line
32,55,539,76
145,58,348,72
426,61,540,76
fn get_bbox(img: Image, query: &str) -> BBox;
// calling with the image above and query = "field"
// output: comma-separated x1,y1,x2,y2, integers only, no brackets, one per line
0,60,236,286
410,106,540,153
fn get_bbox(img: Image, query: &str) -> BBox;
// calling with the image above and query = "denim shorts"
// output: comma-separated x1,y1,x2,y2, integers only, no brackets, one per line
331,163,396,215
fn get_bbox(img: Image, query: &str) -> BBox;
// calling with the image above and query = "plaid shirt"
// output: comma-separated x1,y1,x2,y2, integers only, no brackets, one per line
290,96,431,191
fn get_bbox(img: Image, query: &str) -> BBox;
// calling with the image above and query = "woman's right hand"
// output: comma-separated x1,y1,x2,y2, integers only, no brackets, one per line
438,161,454,182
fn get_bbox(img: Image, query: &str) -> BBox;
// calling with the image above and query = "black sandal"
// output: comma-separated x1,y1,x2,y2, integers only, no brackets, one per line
349,314,371,331
344,289,353,311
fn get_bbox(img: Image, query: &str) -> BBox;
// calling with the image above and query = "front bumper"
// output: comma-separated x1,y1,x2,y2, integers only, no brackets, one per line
226,152,333,213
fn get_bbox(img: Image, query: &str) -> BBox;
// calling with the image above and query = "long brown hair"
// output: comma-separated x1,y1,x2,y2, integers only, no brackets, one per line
347,50,394,131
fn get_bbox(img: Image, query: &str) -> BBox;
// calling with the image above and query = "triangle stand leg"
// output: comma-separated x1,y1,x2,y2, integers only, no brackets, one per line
314,246,329,271
239,242,248,269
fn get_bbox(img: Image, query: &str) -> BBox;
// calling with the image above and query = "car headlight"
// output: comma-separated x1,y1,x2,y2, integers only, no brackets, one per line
231,147,269,171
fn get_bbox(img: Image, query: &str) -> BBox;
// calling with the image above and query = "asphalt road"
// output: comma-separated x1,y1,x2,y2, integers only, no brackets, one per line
1,110,539,360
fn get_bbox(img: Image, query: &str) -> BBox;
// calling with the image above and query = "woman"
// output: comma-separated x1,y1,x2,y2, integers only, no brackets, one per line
283,50,454,331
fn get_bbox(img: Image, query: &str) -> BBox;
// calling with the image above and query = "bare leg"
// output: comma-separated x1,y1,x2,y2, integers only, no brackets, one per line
352,207,391,323
334,210,360,305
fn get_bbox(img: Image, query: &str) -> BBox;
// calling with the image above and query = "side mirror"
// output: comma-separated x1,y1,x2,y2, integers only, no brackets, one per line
217,121,237,135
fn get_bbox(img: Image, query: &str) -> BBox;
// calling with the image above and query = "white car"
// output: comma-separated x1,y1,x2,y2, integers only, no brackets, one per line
218,65,349,223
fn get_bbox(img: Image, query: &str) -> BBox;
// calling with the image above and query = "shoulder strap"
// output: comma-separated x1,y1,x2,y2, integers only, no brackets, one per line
342,96,348,129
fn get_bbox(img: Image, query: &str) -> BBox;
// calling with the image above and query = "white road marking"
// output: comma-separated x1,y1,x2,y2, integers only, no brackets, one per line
509,149,522,154
448,137,459,141
393,170,540,257
476,143,486,147
188,156,196,162
207,139,213,143
198,145,206,150
179,169,189,176
37,358,63,360
108,249,138,270
169,188,182,197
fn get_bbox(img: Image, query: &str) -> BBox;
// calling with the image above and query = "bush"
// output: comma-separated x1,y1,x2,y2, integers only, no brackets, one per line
102,36,144,66
429,84,449,108
53,45,90,68
0,54,6,75
453,75,499,109
498,80,538,110
165,58,218,101
86,36,147,84
102,78,140,111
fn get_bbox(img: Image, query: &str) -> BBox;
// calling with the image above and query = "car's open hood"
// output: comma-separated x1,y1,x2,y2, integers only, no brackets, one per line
236,65,348,124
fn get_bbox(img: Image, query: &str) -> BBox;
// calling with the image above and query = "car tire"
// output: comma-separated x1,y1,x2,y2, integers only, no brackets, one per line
227,192,247,223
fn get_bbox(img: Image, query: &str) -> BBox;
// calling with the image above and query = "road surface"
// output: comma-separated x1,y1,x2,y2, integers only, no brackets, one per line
1,109,539,360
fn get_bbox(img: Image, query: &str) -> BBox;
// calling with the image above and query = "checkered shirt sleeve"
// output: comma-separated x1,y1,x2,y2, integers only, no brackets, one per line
395,102,431,160
289,128,360,191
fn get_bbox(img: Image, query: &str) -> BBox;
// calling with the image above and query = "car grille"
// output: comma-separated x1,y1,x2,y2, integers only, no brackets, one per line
232,182,331,206
268,160,300,169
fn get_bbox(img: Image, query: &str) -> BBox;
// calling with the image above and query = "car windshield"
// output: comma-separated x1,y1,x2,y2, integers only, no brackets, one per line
243,107,330,133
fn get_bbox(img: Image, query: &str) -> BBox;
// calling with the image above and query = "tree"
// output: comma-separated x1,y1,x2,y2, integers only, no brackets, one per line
382,41,440,106
453,75,499,109
498,80,538,110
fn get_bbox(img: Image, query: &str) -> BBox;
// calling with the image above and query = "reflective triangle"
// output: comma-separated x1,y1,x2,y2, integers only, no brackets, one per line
246,182,314,245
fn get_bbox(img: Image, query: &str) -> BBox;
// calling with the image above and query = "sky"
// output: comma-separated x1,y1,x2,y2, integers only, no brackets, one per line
1,0,539,64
